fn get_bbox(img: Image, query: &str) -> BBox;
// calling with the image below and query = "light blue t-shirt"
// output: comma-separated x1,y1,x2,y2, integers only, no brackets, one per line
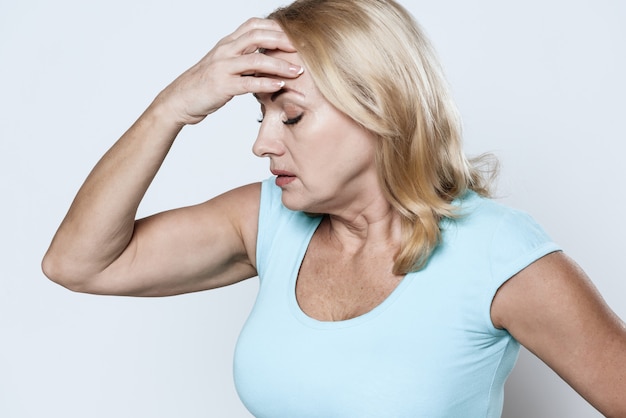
234,178,560,418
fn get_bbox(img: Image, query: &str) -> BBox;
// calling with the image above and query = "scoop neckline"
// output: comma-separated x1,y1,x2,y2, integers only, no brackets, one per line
287,216,414,330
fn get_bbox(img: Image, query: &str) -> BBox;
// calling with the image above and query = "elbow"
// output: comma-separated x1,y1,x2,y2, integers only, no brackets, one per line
41,251,93,293
41,249,129,295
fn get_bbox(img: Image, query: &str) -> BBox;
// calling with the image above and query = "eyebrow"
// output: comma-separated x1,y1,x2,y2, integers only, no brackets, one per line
253,88,300,103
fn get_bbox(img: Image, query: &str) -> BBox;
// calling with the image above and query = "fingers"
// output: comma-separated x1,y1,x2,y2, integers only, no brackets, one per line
239,75,286,95
218,18,303,94
225,54,301,99
155,17,302,125
236,28,296,55
224,18,292,51
210,17,302,82
236,52,302,79
221,18,297,56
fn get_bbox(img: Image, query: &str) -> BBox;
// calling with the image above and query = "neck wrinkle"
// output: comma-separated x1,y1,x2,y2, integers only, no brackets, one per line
324,205,402,256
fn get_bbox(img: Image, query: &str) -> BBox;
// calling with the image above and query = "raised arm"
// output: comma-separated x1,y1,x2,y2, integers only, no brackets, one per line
491,251,626,418
42,18,303,297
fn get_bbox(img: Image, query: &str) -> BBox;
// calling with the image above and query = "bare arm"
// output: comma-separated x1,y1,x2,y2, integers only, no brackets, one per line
492,251,626,418
42,18,303,296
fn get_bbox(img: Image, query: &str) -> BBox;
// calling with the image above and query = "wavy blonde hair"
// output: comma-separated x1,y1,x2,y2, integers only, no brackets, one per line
269,0,497,274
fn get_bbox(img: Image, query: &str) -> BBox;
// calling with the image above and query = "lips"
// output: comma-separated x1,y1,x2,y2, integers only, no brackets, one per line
271,169,296,187
270,168,296,177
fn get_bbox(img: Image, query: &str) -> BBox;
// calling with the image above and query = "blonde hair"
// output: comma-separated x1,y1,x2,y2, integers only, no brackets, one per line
269,0,497,274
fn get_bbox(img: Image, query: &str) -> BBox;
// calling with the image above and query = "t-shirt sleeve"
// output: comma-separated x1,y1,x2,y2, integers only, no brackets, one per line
255,177,321,282
256,177,281,279
485,208,561,332
490,209,561,282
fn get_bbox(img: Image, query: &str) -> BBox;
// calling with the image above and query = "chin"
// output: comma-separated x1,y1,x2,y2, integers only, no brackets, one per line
280,195,308,212
280,191,320,214
279,184,336,215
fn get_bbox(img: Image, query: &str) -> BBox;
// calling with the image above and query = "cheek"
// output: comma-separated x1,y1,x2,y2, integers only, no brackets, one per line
296,104,377,175
325,124,376,165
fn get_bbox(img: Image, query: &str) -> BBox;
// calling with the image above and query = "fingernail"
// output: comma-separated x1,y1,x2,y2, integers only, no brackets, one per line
273,80,286,88
290,65,304,75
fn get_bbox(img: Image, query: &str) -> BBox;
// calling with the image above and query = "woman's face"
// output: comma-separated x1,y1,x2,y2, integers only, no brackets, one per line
253,50,381,215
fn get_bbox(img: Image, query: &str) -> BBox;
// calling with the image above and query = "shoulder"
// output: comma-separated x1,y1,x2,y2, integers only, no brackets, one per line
256,178,322,276
444,191,556,250
449,191,533,226
258,177,291,220
439,191,561,288
206,182,261,223
258,177,315,225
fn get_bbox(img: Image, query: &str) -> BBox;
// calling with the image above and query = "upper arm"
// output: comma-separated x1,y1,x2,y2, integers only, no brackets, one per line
80,182,261,297
491,251,626,417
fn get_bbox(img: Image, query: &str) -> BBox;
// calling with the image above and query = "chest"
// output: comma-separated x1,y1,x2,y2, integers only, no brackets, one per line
295,227,403,322
235,261,516,418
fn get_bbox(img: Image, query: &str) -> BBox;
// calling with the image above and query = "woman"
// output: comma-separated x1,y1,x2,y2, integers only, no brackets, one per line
42,0,626,416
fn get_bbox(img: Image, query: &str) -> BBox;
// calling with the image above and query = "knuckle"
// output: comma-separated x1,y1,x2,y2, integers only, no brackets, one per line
241,76,259,92
241,28,259,43
208,42,232,61
245,17,263,27
249,52,266,68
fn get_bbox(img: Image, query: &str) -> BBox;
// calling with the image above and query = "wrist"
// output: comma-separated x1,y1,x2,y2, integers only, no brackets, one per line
144,95,188,133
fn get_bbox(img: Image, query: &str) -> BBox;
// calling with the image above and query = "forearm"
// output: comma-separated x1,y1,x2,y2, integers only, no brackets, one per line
42,101,182,285
42,17,302,294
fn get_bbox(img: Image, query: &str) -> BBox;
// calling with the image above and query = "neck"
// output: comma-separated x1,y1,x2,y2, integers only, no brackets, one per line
323,195,402,255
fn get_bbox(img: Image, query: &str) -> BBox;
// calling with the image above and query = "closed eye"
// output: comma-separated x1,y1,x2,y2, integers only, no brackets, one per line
283,114,303,125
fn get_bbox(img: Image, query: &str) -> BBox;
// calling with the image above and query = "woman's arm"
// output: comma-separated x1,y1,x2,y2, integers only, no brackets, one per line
491,251,626,418
42,18,303,297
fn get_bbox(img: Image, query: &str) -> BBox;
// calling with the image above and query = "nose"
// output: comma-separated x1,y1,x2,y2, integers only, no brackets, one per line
252,119,286,158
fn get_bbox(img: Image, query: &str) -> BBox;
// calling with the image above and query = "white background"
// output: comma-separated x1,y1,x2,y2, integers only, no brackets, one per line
1,0,624,417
